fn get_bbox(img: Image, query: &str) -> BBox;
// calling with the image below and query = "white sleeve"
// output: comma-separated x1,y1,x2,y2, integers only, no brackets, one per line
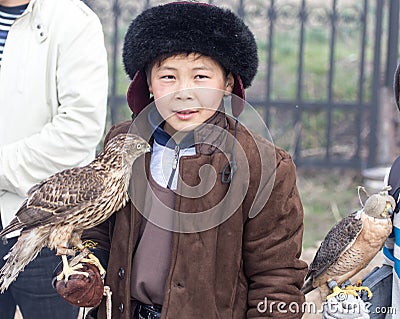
0,14,108,197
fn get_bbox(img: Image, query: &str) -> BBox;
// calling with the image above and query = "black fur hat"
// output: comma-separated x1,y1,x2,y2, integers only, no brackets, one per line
122,2,258,117
122,2,258,88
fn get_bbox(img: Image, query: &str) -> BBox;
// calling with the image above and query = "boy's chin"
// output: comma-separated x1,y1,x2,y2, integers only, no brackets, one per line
169,126,197,135
164,121,199,134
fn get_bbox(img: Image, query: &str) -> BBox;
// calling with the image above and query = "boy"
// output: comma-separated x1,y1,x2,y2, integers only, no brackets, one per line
77,2,307,318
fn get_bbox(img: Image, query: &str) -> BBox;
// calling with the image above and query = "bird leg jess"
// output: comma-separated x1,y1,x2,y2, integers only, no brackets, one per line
68,241,106,278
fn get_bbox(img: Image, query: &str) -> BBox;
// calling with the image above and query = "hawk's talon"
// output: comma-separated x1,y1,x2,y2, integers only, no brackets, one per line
344,284,373,299
326,285,356,301
79,253,106,277
57,255,89,282
70,252,106,277
326,279,373,301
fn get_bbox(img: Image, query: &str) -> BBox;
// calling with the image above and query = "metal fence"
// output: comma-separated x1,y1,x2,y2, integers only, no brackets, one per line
84,0,399,169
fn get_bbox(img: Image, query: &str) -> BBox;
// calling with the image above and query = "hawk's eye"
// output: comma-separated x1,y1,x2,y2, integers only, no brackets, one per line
136,144,142,150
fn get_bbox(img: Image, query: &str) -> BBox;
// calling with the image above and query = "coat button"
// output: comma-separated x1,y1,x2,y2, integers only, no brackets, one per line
118,267,125,279
118,303,124,313
175,282,185,288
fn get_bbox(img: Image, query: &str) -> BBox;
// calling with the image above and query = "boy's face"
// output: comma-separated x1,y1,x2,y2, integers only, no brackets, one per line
149,53,234,138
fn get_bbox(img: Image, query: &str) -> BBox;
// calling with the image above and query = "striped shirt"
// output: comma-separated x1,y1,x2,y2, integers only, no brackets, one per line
384,162,400,318
0,4,28,64
383,215,400,318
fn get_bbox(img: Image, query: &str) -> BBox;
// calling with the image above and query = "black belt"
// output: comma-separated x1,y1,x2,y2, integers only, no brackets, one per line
135,303,162,319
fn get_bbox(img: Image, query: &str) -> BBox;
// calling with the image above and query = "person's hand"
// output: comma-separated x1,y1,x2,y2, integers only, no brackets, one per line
322,293,370,319
52,263,105,307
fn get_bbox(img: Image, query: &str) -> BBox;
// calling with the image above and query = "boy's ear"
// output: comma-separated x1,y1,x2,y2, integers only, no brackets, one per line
225,73,234,94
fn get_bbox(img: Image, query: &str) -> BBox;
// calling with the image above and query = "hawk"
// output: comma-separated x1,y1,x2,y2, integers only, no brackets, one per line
0,133,150,292
302,188,395,300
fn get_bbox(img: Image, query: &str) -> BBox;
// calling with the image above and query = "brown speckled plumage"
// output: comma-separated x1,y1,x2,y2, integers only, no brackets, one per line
0,134,150,292
302,191,395,300
306,212,363,281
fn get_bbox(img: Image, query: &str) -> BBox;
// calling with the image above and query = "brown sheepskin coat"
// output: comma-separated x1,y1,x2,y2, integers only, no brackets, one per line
84,111,307,319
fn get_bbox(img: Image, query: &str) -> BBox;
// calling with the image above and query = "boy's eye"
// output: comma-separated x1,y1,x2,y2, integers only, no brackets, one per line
195,75,209,79
160,75,175,80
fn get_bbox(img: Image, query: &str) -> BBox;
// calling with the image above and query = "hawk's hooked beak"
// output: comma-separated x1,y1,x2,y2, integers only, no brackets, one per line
146,145,152,153
382,203,394,217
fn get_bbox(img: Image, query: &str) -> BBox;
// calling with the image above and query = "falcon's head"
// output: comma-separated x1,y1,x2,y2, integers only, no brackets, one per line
364,192,396,219
121,134,151,166
122,134,151,188
101,134,151,172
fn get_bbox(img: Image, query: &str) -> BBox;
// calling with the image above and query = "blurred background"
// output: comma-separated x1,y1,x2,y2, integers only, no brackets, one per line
78,2,399,312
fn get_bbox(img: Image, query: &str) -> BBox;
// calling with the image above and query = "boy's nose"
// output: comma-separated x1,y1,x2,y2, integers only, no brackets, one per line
175,88,194,101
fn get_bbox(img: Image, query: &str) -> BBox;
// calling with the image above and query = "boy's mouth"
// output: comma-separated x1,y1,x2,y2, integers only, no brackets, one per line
174,109,198,120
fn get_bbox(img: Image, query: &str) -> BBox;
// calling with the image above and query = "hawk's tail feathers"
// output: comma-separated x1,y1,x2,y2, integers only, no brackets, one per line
0,218,24,238
0,229,47,292
301,277,315,295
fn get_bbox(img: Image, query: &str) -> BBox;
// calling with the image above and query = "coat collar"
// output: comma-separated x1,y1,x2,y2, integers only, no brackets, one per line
14,0,48,43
